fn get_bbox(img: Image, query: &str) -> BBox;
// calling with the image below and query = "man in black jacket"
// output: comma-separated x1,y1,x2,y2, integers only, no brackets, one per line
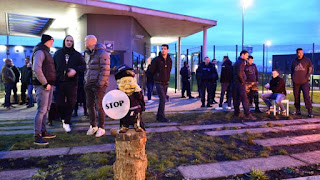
291,48,313,118
244,56,261,113
20,57,31,105
233,50,256,120
54,35,86,132
210,59,219,104
150,44,172,122
215,56,232,110
11,63,20,104
198,57,215,107
261,69,287,115
180,61,194,99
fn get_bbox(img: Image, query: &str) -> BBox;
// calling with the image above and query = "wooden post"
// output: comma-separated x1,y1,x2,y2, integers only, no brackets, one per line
113,129,148,180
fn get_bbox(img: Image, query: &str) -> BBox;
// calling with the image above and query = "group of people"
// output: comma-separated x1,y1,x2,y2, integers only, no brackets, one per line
1,57,34,109
181,49,314,120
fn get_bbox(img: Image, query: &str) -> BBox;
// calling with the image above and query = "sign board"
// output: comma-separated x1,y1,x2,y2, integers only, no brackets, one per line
104,41,114,51
244,46,253,54
102,90,130,119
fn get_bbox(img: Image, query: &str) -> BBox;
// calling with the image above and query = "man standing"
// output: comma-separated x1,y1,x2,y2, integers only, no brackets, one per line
11,63,20,104
32,34,56,145
244,55,261,113
233,50,256,120
211,59,219,104
1,58,16,109
215,56,232,110
54,35,86,132
20,57,30,105
198,57,215,108
146,58,154,103
291,48,313,117
84,35,110,137
180,61,194,99
150,44,172,122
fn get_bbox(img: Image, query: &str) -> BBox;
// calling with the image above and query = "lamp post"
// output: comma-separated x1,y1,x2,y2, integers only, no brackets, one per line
241,0,252,50
266,40,271,81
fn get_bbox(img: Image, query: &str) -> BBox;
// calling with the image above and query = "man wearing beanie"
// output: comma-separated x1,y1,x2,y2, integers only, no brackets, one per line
32,34,56,145
54,35,86,132
84,35,110,137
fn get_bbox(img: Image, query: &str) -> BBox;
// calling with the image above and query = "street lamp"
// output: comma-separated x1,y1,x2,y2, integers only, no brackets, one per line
266,40,271,81
241,0,253,50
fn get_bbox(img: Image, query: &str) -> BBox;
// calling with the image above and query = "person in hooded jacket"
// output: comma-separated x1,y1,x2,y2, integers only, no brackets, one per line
198,57,215,107
291,48,314,118
53,35,86,132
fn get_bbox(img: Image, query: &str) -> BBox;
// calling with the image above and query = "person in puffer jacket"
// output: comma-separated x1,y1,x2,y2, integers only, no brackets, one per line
84,35,110,137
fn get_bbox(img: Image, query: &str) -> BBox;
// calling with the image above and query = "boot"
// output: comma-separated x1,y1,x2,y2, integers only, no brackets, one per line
72,110,78,117
255,104,262,113
84,108,88,116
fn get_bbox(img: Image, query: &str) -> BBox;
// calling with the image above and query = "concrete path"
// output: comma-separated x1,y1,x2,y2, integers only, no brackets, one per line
178,150,320,179
254,134,320,147
0,143,115,160
285,175,320,180
0,168,39,180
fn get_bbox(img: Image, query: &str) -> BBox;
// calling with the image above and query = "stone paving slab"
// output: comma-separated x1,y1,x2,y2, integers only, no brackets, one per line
273,124,320,131
0,147,70,160
0,168,39,180
146,126,179,133
0,130,34,135
178,123,246,131
0,120,33,125
242,119,305,126
254,137,304,147
285,175,320,180
291,150,320,164
178,155,306,179
0,125,33,130
68,143,115,155
300,119,320,124
205,127,278,136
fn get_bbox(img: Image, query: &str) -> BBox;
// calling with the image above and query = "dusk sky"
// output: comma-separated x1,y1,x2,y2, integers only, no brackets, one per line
105,0,320,46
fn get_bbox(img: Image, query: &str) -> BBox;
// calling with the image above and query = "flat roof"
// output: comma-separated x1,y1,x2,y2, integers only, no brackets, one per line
0,0,217,44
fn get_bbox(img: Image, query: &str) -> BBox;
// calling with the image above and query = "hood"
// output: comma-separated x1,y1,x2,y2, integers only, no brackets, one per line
95,43,107,51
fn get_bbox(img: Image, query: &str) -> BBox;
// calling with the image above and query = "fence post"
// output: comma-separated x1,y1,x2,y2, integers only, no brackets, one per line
175,43,177,93
262,44,265,93
235,45,238,61
213,45,216,59
311,43,315,102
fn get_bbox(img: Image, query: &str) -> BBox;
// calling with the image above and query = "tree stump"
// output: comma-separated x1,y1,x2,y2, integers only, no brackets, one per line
113,129,148,180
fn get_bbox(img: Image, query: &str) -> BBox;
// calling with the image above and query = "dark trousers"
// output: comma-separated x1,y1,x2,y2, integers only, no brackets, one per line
200,79,213,105
85,85,107,128
196,77,201,97
12,83,18,103
146,81,154,100
211,81,217,103
233,82,250,115
293,82,312,111
155,83,168,120
21,82,28,103
56,81,78,124
245,82,259,108
181,79,191,97
4,83,14,107
219,82,232,107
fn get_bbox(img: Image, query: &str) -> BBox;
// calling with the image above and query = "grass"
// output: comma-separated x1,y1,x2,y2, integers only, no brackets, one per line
248,168,269,180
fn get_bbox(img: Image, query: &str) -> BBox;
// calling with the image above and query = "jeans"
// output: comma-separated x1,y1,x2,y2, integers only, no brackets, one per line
146,81,154,100
219,82,232,107
21,83,28,103
56,81,78,124
155,83,168,120
261,93,286,111
12,83,18,103
27,84,34,106
293,82,312,111
85,85,107,128
200,79,213,105
181,79,191,97
211,81,217,102
34,85,54,135
233,82,250,115
4,83,14,107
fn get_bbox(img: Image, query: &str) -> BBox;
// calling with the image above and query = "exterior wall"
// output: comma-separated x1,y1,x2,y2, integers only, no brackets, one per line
131,18,151,59
66,14,87,52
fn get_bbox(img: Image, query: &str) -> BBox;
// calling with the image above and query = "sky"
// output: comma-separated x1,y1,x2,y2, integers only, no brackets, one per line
104,0,320,46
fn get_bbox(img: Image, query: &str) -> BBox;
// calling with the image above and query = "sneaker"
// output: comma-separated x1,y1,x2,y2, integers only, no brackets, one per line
87,125,98,135
245,114,257,120
226,106,232,110
34,135,49,145
62,122,71,133
189,96,195,99
308,114,314,118
255,108,262,113
181,96,186,98
215,106,223,110
95,128,106,137
207,104,212,107
42,131,56,139
266,107,274,115
201,104,205,108
292,111,301,115
147,100,154,103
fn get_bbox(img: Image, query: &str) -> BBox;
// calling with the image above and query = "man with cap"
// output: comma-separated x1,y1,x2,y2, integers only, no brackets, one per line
84,35,110,137
54,35,86,132
32,34,56,145
1,58,16,109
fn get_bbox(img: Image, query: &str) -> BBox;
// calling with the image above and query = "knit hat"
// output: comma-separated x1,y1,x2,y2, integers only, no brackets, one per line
41,34,53,44
115,65,134,80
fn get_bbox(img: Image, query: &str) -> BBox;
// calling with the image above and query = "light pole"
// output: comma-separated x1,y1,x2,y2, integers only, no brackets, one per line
241,0,252,50
266,40,271,81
